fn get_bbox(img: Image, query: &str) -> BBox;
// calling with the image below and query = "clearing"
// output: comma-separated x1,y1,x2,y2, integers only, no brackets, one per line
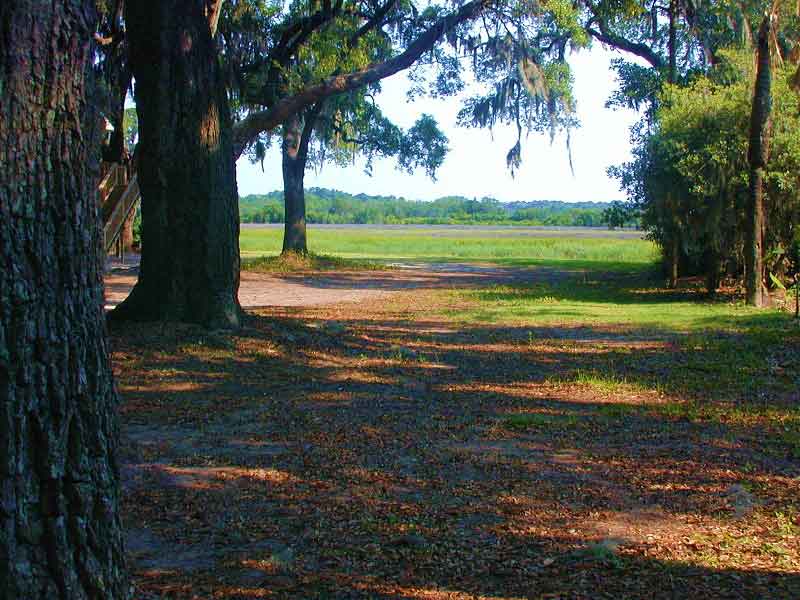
110,236,800,599
105,255,575,310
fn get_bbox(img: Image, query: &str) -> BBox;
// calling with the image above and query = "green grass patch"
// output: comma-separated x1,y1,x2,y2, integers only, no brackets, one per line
596,404,644,419
242,252,386,273
451,277,793,333
501,412,581,431
570,369,644,394
450,273,798,416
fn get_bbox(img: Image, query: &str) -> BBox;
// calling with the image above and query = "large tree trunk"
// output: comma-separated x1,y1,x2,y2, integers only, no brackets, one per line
745,16,773,307
115,0,241,328
281,106,321,255
0,2,128,598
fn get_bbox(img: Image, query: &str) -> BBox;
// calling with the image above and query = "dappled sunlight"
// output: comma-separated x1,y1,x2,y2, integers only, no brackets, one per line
118,379,210,394
112,267,800,598
124,464,301,491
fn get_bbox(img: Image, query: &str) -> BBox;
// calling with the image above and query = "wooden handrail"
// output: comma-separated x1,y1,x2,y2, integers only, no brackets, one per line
99,161,140,253
98,163,126,205
103,174,140,253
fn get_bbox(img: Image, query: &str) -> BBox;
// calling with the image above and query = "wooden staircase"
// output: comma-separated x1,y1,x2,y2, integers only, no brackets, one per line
99,162,140,254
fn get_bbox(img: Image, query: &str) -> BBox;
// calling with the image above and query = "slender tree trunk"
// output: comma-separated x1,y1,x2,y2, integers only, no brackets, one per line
121,211,136,254
97,0,130,163
745,16,773,307
115,0,241,328
669,234,680,288
282,115,309,255
705,248,721,295
0,2,128,597
668,0,677,84
106,69,132,164
281,105,321,255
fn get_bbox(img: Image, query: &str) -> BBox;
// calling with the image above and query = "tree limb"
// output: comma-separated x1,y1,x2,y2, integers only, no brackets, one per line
585,23,664,69
232,0,494,159
349,0,398,47
206,0,225,37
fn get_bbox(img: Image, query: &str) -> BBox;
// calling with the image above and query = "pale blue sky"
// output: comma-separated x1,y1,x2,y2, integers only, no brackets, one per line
235,46,642,203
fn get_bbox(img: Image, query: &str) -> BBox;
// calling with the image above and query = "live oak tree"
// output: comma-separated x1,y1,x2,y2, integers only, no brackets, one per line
262,0,586,255
277,96,448,255
115,0,682,326
268,0,587,255
110,0,494,327
241,3,403,255
0,1,128,597
746,14,774,306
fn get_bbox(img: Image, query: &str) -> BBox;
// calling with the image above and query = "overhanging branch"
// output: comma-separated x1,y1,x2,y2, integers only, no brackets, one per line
585,23,665,69
232,0,494,159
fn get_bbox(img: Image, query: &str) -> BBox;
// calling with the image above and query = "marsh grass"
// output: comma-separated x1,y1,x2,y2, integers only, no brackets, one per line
239,226,658,268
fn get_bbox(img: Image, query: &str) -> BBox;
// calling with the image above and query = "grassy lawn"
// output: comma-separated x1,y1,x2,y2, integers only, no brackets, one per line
442,271,800,456
449,273,790,331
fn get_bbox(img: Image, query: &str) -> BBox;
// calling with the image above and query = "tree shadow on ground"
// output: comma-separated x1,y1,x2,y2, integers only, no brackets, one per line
111,303,800,599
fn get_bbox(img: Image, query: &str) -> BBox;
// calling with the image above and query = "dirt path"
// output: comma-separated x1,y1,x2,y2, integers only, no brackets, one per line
104,256,578,310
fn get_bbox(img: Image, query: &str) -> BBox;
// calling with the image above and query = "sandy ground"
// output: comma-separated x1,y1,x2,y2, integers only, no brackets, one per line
104,255,579,310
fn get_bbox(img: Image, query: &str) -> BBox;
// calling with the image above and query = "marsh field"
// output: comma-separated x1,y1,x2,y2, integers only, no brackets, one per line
239,223,655,268
115,224,800,599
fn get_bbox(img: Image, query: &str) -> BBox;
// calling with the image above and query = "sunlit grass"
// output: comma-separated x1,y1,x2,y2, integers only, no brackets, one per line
450,278,791,332
446,273,799,448
239,226,659,268
570,369,645,394
242,252,386,273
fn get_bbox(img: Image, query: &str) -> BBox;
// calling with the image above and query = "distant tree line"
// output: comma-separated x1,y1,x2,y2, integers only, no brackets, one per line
240,188,635,227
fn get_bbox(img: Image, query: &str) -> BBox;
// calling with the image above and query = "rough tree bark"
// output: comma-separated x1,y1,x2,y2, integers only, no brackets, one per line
115,0,241,328
745,15,773,307
0,2,128,598
281,106,321,255
281,115,309,255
